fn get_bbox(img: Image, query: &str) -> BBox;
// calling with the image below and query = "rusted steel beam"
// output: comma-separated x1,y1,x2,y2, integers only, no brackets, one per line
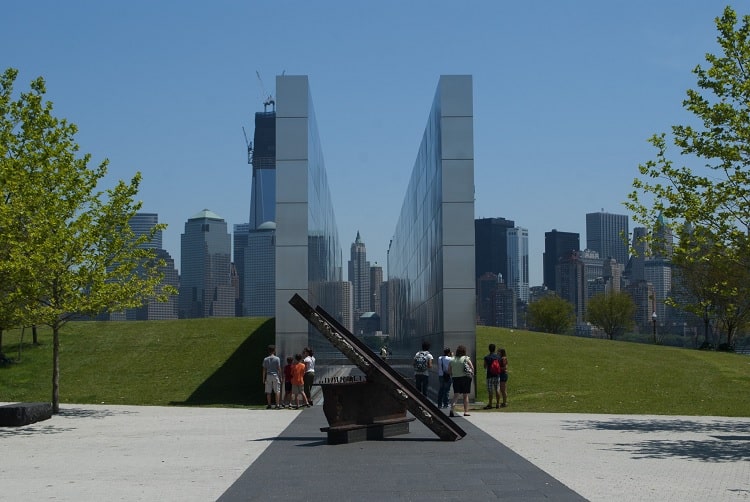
288,293,465,441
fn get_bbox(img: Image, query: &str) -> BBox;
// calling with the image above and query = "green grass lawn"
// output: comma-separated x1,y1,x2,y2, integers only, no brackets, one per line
475,325,750,416
0,318,274,408
1,320,748,416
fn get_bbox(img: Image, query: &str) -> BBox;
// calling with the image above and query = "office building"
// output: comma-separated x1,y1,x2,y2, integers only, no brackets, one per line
586,211,629,266
544,230,580,291
101,213,178,320
388,75,475,357
370,263,383,322
178,209,234,318
249,109,276,229
626,227,649,283
348,231,371,325
556,250,586,323
506,226,529,304
475,217,515,281
244,222,276,317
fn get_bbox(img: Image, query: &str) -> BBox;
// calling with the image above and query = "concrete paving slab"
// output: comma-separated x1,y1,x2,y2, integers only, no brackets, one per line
2,403,749,501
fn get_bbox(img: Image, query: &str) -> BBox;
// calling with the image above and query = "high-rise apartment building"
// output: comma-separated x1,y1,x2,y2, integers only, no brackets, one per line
179,209,234,318
506,227,529,304
348,231,371,321
544,230,580,291
586,211,629,266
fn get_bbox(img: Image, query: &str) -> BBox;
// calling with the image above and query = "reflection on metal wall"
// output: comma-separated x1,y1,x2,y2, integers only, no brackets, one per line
388,76,476,359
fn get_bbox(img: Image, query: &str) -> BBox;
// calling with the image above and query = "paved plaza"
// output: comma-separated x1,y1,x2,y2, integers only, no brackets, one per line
2,403,748,500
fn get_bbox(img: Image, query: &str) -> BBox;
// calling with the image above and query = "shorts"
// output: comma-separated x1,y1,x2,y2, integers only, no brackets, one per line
486,376,499,392
292,384,304,395
452,376,472,394
264,374,280,394
499,373,508,382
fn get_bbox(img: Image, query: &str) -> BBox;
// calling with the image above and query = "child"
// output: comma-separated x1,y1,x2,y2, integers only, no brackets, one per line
291,353,309,409
282,356,294,408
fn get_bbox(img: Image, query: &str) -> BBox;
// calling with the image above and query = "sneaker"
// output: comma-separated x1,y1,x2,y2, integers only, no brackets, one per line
266,405,272,409
271,405,277,409
449,410,462,417
500,403,507,408
483,405,493,410
463,413,471,416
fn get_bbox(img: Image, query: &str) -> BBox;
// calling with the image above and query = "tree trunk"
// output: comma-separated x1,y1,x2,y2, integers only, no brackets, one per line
32,325,38,345
52,327,60,414
0,328,3,352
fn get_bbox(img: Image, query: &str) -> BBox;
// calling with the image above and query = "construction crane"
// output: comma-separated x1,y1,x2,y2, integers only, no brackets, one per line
242,126,252,165
256,70,275,112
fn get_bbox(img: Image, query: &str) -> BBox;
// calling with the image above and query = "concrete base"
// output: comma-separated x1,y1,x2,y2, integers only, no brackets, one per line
0,402,53,426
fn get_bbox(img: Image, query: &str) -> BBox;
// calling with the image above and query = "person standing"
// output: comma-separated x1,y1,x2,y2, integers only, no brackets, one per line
291,353,309,409
282,356,294,408
437,347,453,408
449,345,474,417
499,347,509,408
303,347,316,406
262,345,282,409
413,341,434,396
483,343,501,410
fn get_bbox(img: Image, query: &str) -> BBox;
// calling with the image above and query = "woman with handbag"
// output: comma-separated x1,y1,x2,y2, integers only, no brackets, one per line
448,345,474,417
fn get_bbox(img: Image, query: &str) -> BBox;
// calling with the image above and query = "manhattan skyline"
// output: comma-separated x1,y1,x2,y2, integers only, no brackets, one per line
1,1,729,286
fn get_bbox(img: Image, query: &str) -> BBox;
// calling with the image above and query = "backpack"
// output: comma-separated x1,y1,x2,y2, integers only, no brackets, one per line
413,351,429,372
489,357,501,376
462,356,474,378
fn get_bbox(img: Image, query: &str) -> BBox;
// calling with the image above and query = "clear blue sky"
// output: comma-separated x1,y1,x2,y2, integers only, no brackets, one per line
2,1,733,286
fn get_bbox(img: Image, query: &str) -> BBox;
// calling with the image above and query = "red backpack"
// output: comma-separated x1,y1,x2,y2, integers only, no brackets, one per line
489,357,501,376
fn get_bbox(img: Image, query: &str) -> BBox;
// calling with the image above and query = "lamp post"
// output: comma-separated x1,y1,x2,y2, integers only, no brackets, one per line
651,311,658,344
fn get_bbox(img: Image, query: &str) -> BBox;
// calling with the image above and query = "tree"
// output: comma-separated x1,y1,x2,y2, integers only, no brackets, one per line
0,68,170,412
626,6,750,349
586,292,635,340
527,294,575,335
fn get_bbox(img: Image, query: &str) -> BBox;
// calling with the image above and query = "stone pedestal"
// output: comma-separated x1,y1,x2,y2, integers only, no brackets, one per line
0,402,52,426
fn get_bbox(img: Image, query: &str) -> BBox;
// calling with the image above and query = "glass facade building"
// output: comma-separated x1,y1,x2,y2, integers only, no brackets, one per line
249,111,277,229
586,211,629,266
275,75,343,360
387,75,475,359
179,209,235,318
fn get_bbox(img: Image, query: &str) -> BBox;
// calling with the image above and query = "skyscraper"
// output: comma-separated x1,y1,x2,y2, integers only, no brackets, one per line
179,209,234,318
348,231,371,328
544,230,580,291
102,212,178,320
506,227,529,304
474,217,515,281
586,211,629,266
244,222,276,316
248,110,276,229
